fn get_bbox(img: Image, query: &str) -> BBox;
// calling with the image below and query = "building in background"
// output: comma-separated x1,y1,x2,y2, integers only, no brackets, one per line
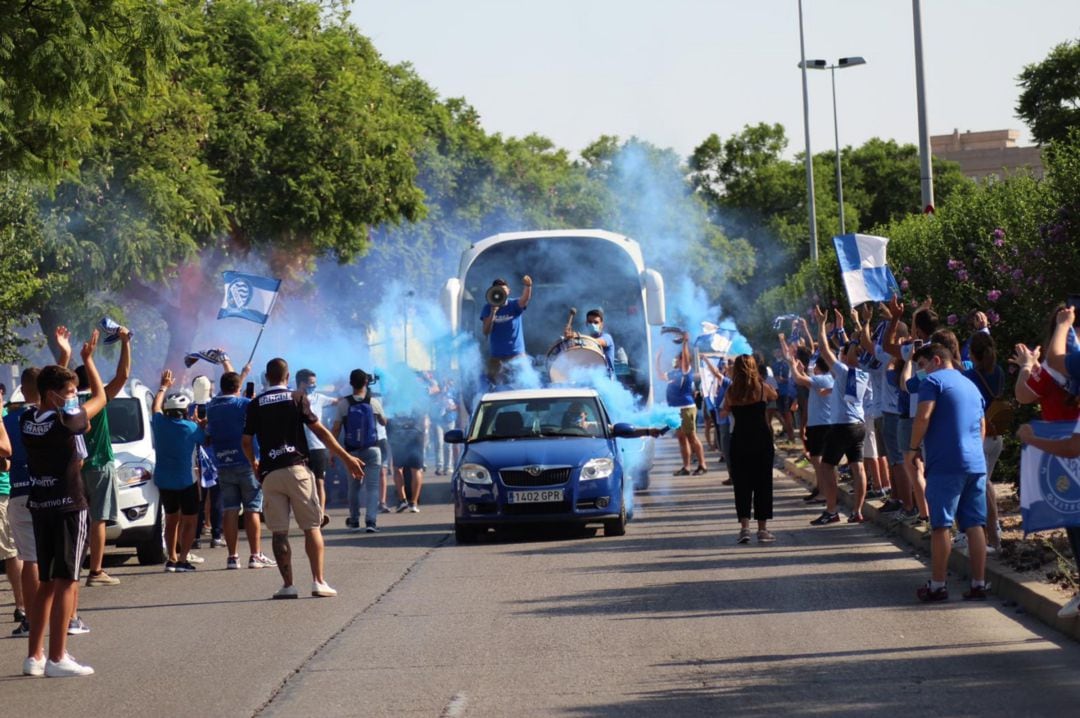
931,129,1043,181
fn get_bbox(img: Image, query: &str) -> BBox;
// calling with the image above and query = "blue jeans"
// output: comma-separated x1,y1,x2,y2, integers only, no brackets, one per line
347,447,382,526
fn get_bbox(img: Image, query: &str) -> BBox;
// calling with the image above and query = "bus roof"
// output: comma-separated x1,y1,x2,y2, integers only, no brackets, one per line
457,229,645,277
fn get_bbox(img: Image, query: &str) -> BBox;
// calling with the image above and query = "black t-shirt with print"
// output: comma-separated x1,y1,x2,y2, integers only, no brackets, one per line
243,387,319,478
21,405,90,513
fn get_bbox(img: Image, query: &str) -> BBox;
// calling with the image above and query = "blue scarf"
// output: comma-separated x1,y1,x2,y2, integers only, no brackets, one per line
844,365,860,403
99,316,132,345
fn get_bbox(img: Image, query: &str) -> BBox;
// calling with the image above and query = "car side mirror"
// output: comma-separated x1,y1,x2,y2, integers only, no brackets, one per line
612,423,636,439
444,429,465,444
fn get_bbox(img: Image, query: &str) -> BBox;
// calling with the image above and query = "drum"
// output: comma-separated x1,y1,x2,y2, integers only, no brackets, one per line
546,336,607,383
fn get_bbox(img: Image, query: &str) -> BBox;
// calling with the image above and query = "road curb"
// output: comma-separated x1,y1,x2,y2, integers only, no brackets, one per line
781,457,1080,642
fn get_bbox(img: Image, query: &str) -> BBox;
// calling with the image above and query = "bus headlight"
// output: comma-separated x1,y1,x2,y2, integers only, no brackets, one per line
459,463,492,485
581,457,615,480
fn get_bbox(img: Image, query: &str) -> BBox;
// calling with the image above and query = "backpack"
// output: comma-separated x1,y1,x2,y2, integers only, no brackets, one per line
342,396,377,451
974,370,1014,437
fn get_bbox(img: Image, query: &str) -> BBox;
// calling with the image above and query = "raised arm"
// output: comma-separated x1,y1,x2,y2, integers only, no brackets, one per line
103,327,132,400
1047,307,1073,376
519,275,533,309
1018,424,1080,458
153,369,174,415
79,331,108,420
678,332,692,373
882,296,905,360
814,306,838,369
700,354,724,381
55,325,72,368
1010,344,1042,404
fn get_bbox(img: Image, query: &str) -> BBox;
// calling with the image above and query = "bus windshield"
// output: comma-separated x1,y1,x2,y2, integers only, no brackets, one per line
462,237,649,398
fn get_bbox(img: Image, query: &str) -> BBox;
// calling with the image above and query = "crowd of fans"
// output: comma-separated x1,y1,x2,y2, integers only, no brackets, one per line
0,325,462,678
692,296,1080,614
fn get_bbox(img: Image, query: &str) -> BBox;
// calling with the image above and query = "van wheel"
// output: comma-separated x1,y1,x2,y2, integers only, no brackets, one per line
454,522,479,544
603,504,627,537
136,508,166,565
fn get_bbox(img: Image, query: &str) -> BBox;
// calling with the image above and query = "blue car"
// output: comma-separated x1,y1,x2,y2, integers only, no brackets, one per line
445,388,652,543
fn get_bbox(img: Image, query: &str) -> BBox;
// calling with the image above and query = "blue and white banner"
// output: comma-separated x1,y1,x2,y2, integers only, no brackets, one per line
1020,420,1080,533
217,271,281,324
833,233,901,307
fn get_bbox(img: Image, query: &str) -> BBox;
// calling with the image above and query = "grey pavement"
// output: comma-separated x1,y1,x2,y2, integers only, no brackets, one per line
3,439,1080,716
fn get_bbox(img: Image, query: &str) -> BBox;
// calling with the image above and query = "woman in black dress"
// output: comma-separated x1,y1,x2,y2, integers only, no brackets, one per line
722,354,778,544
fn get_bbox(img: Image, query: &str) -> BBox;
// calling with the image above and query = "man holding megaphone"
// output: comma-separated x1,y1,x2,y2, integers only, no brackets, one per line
481,276,533,385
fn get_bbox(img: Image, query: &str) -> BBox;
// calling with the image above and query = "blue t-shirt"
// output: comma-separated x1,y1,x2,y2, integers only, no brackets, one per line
480,298,526,358
829,363,869,425
206,395,251,469
713,376,732,426
666,368,695,408
151,413,206,490
594,332,616,372
772,360,797,398
807,373,835,427
4,406,30,498
917,369,987,476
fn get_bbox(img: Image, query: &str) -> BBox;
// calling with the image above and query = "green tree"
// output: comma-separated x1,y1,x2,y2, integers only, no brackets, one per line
1017,39,1080,145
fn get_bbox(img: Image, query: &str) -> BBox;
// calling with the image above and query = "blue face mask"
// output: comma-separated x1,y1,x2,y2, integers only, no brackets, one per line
587,322,602,337
916,369,928,382
303,384,316,395
53,392,79,412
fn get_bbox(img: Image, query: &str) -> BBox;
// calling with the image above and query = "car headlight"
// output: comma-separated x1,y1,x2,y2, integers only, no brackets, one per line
458,463,492,485
581,457,615,480
117,462,152,487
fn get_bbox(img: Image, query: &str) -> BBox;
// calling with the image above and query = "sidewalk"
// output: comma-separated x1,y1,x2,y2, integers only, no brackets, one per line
780,452,1080,642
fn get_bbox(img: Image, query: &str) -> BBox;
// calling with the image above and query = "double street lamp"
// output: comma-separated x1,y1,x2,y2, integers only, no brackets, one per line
799,56,867,236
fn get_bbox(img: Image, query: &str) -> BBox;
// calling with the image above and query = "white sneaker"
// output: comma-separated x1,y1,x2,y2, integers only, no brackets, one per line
408,504,420,513
23,655,45,677
45,655,94,677
273,585,299,600
312,581,338,597
1059,593,1080,619
952,533,968,548
184,552,205,564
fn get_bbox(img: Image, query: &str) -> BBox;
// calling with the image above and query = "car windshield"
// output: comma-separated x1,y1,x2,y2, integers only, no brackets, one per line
469,397,607,441
107,397,145,444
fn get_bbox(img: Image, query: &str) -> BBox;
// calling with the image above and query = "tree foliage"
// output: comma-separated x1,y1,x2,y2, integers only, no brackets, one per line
1017,39,1080,145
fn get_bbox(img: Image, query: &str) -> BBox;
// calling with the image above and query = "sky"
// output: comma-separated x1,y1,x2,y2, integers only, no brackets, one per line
351,0,1080,160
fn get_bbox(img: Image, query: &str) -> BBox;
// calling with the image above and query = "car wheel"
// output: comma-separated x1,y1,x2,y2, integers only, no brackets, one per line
136,506,166,565
603,503,627,537
455,522,480,544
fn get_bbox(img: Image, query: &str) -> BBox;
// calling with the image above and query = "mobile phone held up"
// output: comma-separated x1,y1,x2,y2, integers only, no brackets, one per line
244,382,255,399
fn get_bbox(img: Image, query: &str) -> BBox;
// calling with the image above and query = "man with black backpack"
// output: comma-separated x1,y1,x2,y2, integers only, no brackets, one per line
331,370,382,533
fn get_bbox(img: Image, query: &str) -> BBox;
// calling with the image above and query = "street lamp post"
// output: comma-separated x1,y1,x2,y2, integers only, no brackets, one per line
799,56,867,236
797,0,818,263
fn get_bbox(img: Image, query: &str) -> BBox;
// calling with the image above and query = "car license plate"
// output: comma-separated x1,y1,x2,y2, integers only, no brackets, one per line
508,489,564,504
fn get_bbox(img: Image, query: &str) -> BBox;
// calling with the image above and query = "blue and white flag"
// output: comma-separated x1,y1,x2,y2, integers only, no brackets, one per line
217,271,281,324
1020,420,1080,533
184,348,230,369
833,234,901,307
99,316,131,345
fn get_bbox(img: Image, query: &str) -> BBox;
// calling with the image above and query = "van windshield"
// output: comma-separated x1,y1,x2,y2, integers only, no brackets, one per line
108,398,144,444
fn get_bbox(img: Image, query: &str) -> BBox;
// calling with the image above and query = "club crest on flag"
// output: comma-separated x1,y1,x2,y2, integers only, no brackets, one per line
1020,420,1080,532
226,278,253,310
217,271,281,325
832,233,901,307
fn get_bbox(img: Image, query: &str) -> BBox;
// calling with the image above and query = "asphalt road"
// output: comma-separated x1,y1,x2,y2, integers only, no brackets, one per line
3,438,1080,716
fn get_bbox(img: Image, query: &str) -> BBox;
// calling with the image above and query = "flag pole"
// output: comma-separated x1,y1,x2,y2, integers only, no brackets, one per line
245,289,280,367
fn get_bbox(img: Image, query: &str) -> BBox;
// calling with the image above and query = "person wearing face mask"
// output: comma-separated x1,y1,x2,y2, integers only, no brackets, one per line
331,369,383,531
565,309,616,375
21,330,105,678
296,369,334,527
206,371,275,570
908,342,989,603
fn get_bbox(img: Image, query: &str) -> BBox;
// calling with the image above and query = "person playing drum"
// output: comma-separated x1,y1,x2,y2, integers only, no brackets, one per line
565,309,616,376
481,276,533,385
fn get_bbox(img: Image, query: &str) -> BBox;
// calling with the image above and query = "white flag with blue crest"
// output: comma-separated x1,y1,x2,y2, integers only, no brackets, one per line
217,271,281,325
832,233,901,306
1020,420,1080,533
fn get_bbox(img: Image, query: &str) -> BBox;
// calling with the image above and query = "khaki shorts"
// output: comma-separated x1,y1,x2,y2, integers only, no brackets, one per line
262,464,323,533
0,496,16,561
678,406,698,436
9,494,35,562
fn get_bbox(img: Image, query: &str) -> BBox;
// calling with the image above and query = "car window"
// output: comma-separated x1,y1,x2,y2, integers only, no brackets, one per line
108,397,145,444
469,398,606,440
